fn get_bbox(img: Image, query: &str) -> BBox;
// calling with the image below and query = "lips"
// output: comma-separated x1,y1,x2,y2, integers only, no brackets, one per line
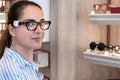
32,37,42,42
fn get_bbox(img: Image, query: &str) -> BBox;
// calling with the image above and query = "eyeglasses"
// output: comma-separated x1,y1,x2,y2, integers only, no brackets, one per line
93,4,108,13
13,19,51,31
108,44,120,52
90,42,106,51
90,42,120,53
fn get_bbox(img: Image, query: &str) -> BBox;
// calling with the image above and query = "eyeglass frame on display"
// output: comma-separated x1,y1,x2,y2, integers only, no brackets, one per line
93,4,109,13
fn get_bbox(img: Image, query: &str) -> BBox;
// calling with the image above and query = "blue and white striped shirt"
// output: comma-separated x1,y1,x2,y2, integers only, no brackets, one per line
0,47,44,80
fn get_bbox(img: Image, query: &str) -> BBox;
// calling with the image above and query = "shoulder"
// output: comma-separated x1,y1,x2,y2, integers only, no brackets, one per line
0,54,21,74
0,53,20,69
0,56,22,80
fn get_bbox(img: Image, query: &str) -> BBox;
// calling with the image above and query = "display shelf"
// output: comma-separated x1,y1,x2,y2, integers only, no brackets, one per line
89,13,120,24
0,13,7,23
83,52,120,68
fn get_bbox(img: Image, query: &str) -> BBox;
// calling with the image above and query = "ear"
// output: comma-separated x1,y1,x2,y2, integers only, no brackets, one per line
8,24,16,37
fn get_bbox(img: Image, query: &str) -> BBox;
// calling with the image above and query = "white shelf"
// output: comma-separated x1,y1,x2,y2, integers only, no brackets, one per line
83,52,120,68
89,13,120,24
0,13,7,23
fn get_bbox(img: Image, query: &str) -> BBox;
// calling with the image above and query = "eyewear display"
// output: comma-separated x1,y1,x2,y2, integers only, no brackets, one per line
108,44,120,52
13,19,51,31
90,42,120,53
90,42,106,51
93,4,108,13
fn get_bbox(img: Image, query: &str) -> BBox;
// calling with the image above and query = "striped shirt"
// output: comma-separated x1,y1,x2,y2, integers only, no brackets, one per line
0,47,44,80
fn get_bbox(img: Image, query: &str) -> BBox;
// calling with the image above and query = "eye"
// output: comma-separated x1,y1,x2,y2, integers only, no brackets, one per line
24,20,36,27
25,22,35,27
41,22,45,26
41,21,48,26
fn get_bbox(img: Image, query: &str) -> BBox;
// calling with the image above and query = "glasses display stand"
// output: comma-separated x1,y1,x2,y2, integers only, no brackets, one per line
84,0,120,69
89,13,120,24
0,0,16,38
84,51,120,68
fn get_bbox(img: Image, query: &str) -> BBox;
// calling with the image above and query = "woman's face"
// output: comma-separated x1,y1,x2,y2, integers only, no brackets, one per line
10,5,45,50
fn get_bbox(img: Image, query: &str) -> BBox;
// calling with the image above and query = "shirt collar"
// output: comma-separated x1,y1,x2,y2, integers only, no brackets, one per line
4,47,35,68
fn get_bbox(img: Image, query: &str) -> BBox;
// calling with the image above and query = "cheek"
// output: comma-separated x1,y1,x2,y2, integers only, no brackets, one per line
15,28,30,41
14,27,46,45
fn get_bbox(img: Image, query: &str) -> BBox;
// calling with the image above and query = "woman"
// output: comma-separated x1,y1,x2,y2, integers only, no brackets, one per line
0,1,51,80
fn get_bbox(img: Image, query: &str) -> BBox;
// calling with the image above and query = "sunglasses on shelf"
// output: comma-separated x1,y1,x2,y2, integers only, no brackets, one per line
90,42,120,53
90,42,106,51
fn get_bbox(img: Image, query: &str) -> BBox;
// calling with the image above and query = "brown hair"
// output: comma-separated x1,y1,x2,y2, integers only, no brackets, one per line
0,1,42,59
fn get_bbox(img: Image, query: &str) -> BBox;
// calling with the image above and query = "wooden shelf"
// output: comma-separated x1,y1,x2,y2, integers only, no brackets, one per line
89,13,120,24
83,52,120,68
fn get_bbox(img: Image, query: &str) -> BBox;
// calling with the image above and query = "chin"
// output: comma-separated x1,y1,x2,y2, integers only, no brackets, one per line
32,42,42,49
35,45,42,49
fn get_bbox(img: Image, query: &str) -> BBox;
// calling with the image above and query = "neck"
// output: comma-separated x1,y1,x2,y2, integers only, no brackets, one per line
10,46,33,62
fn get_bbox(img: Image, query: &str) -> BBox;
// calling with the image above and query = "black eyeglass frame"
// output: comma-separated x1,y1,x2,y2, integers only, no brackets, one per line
13,19,51,31
90,42,106,51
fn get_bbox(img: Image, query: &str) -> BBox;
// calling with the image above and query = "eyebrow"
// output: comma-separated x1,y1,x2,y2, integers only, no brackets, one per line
21,18,45,22
27,18,45,22
40,19,45,21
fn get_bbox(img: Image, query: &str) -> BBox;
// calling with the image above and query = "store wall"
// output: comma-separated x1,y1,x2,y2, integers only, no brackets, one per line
51,0,120,80
110,0,120,45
